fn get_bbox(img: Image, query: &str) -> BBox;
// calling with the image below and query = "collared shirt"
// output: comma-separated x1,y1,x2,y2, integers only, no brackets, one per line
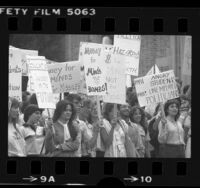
158,119,185,145
76,118,92,157
57,120,71,141
8,123,26,157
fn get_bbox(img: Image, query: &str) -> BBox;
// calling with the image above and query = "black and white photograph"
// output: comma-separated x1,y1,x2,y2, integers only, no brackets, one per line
8,34,191,158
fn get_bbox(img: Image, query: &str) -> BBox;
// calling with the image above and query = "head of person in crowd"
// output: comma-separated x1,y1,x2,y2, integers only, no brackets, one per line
8,98,20,124
53,100,77,140
22,91,31,103
164,99,180,121
175,77,182,94
127,92,139,107
29,93,38,105
179,94,191,112
183,85,190,95
153,103,162,117
65,94,82,116
117,103,130,120
23,104,43,131
64,92,69,100
103,103,116,122
129,106,147,133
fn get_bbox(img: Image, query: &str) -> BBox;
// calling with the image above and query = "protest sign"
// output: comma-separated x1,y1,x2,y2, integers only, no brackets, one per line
47,61,81,93
103,46,126,104
9,46,38,76
113,35,141,76
26,55,47,93
182,36,191,76
146,64,160,76
78,42,87,94
134,70,179,107
81,42,107,96
36,93,56,109
9,48,22,101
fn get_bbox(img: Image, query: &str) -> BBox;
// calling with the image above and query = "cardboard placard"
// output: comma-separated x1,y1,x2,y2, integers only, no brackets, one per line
113,35,141,76
134,70,179,107
47,61,81,93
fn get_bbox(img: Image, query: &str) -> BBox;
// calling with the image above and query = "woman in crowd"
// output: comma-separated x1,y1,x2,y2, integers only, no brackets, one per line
148,103,162,158
65,94,93,157
158,99,185,158
100,103,127,157
44,100,81,157
117,103,144,157
79,99,100,157
19,104,43,156
8,98,26,157
129,106,151,157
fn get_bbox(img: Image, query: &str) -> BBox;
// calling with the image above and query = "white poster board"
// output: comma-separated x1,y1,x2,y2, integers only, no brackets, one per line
114,35,141,76
103,45,126,104
26,55,55,109
9,46,38,76
81,42,107,96
47,61,81,93
134,70,179,107
9,48,22,101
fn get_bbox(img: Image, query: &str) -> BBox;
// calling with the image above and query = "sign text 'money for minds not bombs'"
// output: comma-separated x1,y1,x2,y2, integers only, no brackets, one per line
114,35,141,76
82,42,107,96
134,70,179,107
47,61,81,93
9,48,22,101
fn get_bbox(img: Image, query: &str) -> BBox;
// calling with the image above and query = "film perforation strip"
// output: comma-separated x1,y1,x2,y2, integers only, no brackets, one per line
6,17,190,33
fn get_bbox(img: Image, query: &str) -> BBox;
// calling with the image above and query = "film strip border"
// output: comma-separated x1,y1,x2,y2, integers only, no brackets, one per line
0,7,197,186
0,159,192,185
0,7,194,33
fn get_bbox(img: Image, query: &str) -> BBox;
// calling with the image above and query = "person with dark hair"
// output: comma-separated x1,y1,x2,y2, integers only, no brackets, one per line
117,103,144,157
8,98,26,156
100,103,127,157
182,85,190,95
44,100,81,157
19,104,43,156
148,103,162,158
79,99,100,157
65,93,92,157
129,106,151,157
158,99,185,158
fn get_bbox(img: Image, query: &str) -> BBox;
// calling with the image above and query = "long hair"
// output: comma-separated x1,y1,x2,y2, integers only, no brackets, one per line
164,99,180,121
103,103,114,122
8,98,20,124
129,106,147,133
53,100,77,140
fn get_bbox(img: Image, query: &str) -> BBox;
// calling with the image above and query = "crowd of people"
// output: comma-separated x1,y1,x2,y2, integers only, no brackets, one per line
8,81,191,158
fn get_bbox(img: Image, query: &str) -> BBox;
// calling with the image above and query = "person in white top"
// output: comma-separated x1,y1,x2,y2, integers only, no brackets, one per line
8,98,26,157
65,94,93,157
158,99,185,158
100,103,127,158
19,104,43,156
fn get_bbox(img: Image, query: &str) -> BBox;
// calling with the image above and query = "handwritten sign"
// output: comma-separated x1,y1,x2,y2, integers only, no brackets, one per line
47,61,81,93
26,55,47,93
103,45,126,104
182,36,191,76
78,42,87,94
134,70,179,107
9,46,38,76
114,35,141,76
9,48,22,101
36,93,56,109
81,42,107,96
